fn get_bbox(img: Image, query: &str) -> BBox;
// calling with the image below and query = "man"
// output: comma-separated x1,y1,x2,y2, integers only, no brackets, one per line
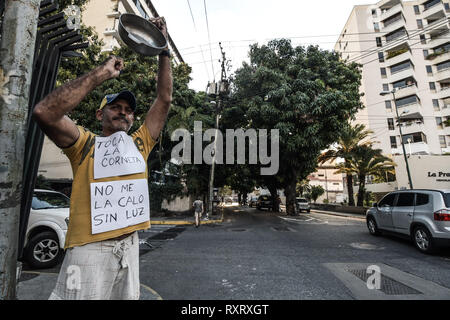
192,198,204,228
32,17,172,300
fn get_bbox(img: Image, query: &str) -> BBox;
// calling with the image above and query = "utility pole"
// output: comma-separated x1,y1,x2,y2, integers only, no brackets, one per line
0,0,41,299
380,88,414,189
207,42,230,216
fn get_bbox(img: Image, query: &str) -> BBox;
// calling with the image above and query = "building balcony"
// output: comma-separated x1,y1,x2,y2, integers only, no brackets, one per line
382,18,406,34
399,121,425,136
380,3,403,22
385,50,412,66
441,106,450,116
441,147,450,154
395,102,422,116
103,27,119,38
393,84,418,99
434,67,450,81
427,31,450,48
389,67,415,83
378,0,401,9
437,86,450,98
427,50,450,64
392,142,430,155
422,0,445,19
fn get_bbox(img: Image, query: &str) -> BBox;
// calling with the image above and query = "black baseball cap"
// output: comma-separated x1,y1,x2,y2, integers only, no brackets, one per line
99,90,137,111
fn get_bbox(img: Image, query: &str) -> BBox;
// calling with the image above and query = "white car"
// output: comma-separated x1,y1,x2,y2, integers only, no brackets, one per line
24,189,70,269
296,198,311,213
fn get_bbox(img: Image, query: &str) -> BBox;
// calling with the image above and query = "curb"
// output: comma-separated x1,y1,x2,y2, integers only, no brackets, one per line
150,213,224,226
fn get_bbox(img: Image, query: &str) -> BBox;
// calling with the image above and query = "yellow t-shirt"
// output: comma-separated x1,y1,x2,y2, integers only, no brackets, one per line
62,124,156,249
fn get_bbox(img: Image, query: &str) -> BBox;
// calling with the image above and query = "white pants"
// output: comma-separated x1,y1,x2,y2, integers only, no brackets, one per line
49,232,140,300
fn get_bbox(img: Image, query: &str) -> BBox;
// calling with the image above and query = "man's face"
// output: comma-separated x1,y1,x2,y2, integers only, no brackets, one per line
96,99,134,134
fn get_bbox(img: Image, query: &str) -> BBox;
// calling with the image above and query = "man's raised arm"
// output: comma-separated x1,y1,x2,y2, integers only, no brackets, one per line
33,56,124,148
145,17,173,141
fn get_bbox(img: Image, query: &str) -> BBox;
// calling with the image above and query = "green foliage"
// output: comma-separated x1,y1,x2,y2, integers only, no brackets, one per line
229,39,363,214
308,185,325,203
35,175,53,190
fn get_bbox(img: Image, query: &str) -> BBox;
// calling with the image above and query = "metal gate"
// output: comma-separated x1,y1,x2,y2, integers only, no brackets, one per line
18,0,87,260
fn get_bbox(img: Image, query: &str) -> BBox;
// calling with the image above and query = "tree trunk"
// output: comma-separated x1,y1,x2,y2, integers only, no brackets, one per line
285,174,297,216
346,174,355,207
0,0,40,300
267,184,278,212
357,174,366,207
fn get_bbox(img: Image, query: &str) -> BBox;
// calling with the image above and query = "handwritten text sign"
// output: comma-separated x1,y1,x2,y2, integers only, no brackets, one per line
94,132,145,179
90,179,150,234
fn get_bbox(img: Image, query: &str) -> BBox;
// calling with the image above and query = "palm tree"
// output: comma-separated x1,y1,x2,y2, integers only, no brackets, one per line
345,145,396,207
318,123,374,206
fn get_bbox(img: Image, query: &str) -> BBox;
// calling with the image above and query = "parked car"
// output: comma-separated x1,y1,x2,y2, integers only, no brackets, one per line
23,189,70,269
249,196,258,208
225,197,233,204
366,189,450,254
256,195,273,210
296,198,311,213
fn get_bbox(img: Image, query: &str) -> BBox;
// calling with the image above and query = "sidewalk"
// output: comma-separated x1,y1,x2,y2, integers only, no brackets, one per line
16,209,225,300
150,208,225,225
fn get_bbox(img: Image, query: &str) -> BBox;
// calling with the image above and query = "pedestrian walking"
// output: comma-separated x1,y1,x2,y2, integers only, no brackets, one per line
32,17,172,300
192,198,204,228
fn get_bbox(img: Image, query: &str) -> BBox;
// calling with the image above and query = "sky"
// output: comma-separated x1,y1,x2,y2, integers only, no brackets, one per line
151,0,376,91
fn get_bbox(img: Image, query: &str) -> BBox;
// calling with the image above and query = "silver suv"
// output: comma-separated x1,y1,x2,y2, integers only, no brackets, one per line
366,189,450,254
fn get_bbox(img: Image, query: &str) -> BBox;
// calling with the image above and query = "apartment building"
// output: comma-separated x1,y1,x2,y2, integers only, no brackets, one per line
308,162,345,204
335,0,450,195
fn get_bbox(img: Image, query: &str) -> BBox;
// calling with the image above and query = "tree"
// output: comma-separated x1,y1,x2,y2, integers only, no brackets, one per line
344,145,396,207
308,185,325,203
318,123,374,206
230,39,363,215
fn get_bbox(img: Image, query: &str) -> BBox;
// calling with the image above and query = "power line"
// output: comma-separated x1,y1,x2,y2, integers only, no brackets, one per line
203,0,215,82
186,0,211,81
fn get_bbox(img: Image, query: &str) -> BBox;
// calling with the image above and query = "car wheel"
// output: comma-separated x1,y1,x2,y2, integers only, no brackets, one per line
25,231,63,269
413,226,435,254
306,209,310,213
367,216,381,236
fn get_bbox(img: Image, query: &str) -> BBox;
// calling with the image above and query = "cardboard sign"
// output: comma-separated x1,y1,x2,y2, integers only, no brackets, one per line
90,179,150,234
94,131,145,179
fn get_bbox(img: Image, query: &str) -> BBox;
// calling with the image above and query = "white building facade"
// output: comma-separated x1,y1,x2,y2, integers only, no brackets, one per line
336,0,450,197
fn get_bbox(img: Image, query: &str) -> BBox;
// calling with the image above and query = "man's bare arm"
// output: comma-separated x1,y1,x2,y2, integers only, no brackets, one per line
145,17,173,141
33,56,124,148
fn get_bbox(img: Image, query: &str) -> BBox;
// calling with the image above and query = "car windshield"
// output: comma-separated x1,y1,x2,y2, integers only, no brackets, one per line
444,193,450,208
32,192,70,210
297,199,308,203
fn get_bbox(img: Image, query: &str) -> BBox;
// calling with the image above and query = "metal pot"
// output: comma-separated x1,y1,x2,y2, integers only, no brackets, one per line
118,13,167,56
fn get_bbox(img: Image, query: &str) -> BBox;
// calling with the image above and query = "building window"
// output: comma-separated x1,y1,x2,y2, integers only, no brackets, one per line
378,52,385,62
423,49,429,58
388,118,395,130
384,13,403,29
417,19,424,29
385,100,392,111
393,78,415,89
445,3,450,12
426,65,433,74
436,117,443,129
374,22,380,32
433,99,441,110
376,37,382,47
372,9,377,17
430,82,436,90
439,135,447,148
420,34,426,44
414,5,420,14
383,83,389,92
390,136,397,149
381,67,387,77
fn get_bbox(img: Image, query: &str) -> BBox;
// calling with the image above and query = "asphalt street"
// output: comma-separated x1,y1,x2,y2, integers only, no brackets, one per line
138,206,450,300
18,205,450,300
